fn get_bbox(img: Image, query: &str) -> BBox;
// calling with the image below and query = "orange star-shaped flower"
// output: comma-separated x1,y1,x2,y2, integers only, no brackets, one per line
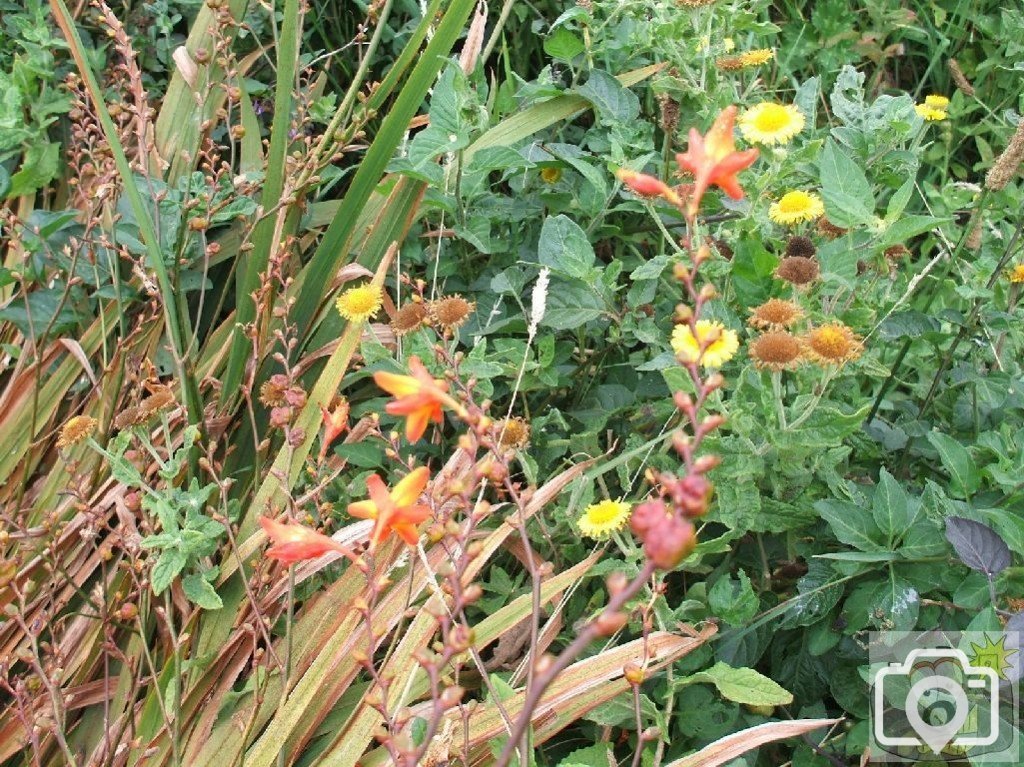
348,467,432,551
675,106,759,218
260,516,349,564
318,396,350,462
373,356,452,442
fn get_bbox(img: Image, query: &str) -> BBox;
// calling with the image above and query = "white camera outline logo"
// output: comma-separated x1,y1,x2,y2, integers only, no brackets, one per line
874,648,1000,752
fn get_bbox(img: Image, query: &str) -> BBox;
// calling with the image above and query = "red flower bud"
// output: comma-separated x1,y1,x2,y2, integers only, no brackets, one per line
643,516,696,569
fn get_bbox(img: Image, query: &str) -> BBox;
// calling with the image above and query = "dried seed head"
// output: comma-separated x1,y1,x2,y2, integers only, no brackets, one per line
884,244,910,261
816,216,848,239
113,406,148,431
390,302,428,336
748,298,804,330
784,235,817,259
430,295,475,330
947,58,975,97
985,117,1024,192
775,256,820,287
496,417,531,450
259,374,290,408
657,93,680,136
803,322,864,366
749,331,803,371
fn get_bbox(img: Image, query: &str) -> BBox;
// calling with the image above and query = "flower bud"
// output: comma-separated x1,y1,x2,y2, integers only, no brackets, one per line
643,516,696,570
594,611,628,636
624,662,646,685
439,685,465,710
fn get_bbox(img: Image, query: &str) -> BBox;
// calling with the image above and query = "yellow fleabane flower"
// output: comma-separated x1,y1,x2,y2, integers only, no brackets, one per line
769,191,825,226
578,499,632,538
671,320,739,368
336,284,383,323
739,103,805,146
915,104,948,122
1008,264,1024,284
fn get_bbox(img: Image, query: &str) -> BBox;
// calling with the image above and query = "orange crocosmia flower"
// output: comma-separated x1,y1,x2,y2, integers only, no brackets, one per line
318,397,350,462
675,105,760,218
373,356,450,442
348,466,432,551
260,516,347,564
616,169,682,206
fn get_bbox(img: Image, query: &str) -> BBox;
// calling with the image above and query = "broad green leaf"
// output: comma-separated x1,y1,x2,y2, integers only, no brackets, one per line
576,69,640,124
545,27,584,61
819,138,874,227
678,663,794,706
538,214,597,280
872,467,913,541
708,570,759,625
926,432,980,497
815,499,885,551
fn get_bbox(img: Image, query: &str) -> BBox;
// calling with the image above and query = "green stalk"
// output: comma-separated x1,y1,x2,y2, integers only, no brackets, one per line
221,0,303,403
49,0,202,444
287,0,477,346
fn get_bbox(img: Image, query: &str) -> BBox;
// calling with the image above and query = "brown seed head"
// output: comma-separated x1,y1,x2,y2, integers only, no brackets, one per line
785,235,817,259
496,417,531,450
803,322,864,366
775,256,820,287
429,295,475,330
816,216,848,239
390,302,428,336
748,298,804,330
749,331,803,371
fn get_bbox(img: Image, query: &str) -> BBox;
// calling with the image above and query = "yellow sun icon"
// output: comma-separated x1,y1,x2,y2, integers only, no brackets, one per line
967,634,1017,680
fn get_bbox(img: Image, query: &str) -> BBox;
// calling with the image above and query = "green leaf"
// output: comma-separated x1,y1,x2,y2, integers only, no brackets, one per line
926,432,980,497
877,215,946,250
557,744,614,767
544,27,584,61
537,215,598,281
182,573,223,610
815,499,885,551
819,138,874,227
872,467,913,542
708,570,759,625
8,142,60,197
576,69,640,124
678,663,794,706
151,548,188,595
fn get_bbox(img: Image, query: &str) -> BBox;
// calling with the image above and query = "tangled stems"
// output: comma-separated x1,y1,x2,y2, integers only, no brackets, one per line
493,559,658,767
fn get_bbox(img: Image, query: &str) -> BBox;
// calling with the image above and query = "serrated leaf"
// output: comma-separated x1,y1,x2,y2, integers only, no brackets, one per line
678,663,794,706
152,548,187,595
182,573,223,610
945,517,1011,576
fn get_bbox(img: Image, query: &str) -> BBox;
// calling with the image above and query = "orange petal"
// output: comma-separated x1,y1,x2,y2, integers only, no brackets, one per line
391,467,430,507
395,504,432,526
348,500,378,520
374,370,421,398
404,405,433,442
392,522,421,546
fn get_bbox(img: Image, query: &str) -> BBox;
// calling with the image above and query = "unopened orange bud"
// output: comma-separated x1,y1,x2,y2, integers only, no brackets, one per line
594,611,628,636
624,662,646,685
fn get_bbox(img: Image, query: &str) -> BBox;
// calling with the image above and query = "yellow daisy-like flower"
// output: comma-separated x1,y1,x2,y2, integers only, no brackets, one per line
748,298,804,330
738,103,805,146
578,499,632,539
925,94,950,109
803,322,863,366
336,283,383,323
1008,264,1024,284
738,48,774,66
769,191,825,226
57,415,98,449
540,166,563,184
915,104,947,122
671,320,739,368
